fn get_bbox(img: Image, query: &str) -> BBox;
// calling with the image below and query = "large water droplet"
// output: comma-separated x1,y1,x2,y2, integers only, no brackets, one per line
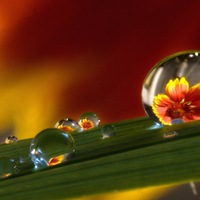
5,135,18,144
78,112,100,130
101,124,116,138
0,156,18,178
30,128,75,168
142,51,200,125
55,118,80,132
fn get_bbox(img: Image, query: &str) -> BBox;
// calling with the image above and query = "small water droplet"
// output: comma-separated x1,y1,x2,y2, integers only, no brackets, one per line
142,51,200,126
163,131,178,138
78,112,100,130
101,124,116,138
30,128,75,168
0,156,18,178
54,118,80,132
20,153,31,163
5,135,18,144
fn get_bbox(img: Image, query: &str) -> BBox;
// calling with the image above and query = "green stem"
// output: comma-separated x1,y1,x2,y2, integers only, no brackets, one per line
0,116,200,200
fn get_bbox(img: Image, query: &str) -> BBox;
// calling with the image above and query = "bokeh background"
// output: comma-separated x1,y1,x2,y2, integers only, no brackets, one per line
0,0,200,199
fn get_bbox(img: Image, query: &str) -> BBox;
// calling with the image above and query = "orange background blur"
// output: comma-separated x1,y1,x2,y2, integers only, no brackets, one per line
0,0,199,199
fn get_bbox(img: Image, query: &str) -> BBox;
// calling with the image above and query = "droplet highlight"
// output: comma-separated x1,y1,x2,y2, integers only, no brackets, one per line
142,51,200,125
5,135,18,144
101,124,116,138
30,128,75,168
0,156,18,178
78,112,100,130
55,118,80,132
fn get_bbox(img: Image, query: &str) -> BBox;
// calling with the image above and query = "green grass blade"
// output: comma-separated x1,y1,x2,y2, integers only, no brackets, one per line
0,116,200,200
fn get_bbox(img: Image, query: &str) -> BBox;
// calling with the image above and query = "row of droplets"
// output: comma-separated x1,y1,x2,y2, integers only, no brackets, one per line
2,50,197,178
0,112,116,178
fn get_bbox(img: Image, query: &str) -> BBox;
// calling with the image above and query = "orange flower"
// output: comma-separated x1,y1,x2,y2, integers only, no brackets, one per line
152,77,200,125
80,119,94,130
57,125,75,132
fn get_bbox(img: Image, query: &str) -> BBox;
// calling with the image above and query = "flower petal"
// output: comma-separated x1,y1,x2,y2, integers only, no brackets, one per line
165,77,189,102
153,94,172,107
152,94,173,125
185,83,200,103
190,109,200,120
159,115,172,125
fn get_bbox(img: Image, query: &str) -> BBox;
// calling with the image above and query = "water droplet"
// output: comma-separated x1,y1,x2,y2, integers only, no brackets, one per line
78,112,100,130
142,51,200,125
30,128,75,168
20,153,31,163
55,118,80,132
101,124,116,138
5,135,18,144
0,156,18,178
163,131,178,138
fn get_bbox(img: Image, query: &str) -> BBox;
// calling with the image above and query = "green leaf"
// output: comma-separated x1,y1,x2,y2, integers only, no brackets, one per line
0,116,200,200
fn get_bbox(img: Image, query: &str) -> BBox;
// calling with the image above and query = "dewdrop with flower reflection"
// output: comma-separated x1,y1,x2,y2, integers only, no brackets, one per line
78,112,100,130
142,51,200,125
30,128,75,168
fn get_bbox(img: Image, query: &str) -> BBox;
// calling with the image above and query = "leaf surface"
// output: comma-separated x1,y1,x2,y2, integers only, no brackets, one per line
0,116,200,200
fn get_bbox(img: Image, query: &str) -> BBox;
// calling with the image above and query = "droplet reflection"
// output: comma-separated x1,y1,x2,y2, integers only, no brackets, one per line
5,135,18,144
78,112,100,130
55,118,80,132
142,51,200,126
30,128,75,168
101,124,116,138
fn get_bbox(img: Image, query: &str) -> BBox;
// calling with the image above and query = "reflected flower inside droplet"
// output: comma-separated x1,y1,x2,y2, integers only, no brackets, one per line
48,155,65,166
80,119,94,130
152,77,200,125
57,125,75,132
55,118,80,132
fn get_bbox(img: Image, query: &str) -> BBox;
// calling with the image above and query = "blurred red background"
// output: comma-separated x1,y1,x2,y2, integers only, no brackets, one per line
0,0,199,199
1,0,200,134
